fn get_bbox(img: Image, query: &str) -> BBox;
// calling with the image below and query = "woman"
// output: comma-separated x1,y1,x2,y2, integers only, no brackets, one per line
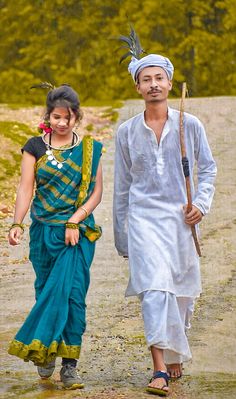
8,84,103,390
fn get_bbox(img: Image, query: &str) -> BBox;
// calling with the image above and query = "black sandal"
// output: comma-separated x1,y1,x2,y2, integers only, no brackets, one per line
146,370,169,396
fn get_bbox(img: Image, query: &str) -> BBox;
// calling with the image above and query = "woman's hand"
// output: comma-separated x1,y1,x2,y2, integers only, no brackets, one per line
64,159,103,246
183,205,203,226
8,227,23,246
65,227,80,246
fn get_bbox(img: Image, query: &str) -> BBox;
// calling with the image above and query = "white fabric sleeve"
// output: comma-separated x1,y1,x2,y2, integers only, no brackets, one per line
192,120,217,215
113,126,132,256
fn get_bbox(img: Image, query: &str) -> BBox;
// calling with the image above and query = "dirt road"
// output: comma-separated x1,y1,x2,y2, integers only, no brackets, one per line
0,98,235,398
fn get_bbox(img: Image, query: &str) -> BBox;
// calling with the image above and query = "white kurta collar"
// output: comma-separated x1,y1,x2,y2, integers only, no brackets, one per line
141,109,171,145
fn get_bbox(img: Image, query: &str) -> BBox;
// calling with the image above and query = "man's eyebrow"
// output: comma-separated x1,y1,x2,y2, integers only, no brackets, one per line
142,73,163,78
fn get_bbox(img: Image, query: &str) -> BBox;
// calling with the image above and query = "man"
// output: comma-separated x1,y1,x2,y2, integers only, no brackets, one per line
113,53,217,396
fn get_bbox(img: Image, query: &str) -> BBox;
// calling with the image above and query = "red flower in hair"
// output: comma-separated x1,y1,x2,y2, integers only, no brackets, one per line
38,121,52,134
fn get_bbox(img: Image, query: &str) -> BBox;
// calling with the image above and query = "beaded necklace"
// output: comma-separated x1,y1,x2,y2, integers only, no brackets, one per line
42,131,80,169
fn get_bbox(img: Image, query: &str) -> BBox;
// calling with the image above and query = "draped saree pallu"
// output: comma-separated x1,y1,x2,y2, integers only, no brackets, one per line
8,135,102,366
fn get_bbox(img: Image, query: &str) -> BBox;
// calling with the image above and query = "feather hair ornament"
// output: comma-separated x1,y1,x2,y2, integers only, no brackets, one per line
118,25,145,64
118,25,174,82
30,82,55,90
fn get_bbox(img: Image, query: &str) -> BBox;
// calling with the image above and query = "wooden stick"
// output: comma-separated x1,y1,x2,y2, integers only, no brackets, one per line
179,83,201,257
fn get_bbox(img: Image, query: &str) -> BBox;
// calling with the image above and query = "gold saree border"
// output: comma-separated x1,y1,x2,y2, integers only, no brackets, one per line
75,135,93,207
8,339,81,366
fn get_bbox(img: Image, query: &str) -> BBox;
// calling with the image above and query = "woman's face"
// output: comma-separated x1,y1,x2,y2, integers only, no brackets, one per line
49,107,76,136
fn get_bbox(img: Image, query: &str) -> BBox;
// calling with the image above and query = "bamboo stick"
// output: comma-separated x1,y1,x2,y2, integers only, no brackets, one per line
179,82,201,257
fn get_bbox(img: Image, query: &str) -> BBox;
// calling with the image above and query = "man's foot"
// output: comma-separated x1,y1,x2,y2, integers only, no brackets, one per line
60,364,84,390
146,371,169,396
37,360,56,379
166,363,182,379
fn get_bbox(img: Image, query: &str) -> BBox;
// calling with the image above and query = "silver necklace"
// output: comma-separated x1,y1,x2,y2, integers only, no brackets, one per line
42,131,80,169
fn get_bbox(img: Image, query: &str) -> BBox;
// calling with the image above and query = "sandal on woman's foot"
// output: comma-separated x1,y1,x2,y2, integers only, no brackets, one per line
146,370,169,396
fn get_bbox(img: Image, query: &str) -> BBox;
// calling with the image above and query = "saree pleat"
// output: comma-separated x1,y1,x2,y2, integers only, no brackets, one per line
8,136,102,365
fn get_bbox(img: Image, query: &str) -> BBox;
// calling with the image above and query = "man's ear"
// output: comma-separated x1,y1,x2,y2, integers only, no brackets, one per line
136,82,141,94
168,80,173,91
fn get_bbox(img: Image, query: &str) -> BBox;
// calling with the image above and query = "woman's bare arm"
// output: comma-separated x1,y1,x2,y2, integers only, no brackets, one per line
8,152,35,245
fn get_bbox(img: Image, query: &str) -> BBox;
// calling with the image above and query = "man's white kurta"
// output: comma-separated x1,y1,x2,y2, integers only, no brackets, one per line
113,107,217,297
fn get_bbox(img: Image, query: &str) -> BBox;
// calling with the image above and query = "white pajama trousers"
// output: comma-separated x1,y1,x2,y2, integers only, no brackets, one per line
139,290,195,364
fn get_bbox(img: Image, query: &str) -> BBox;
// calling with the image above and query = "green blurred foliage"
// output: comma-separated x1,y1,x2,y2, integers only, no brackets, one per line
0,0,235,104
0,121,34,205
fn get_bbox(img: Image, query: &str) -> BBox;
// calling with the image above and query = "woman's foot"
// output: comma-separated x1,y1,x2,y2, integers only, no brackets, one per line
146,370,169,396
166,363,182,379
37,359,56,379
60,364,84,390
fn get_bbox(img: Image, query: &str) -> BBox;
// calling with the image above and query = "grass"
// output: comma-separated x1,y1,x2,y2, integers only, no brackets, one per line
83,99,123,109
100,107,119,123
0,121,34,146
4,102,34,110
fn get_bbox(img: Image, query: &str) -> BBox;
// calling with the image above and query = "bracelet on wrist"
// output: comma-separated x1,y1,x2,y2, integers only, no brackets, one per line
80,206,89,218
9,223,24,233
65,222,79,230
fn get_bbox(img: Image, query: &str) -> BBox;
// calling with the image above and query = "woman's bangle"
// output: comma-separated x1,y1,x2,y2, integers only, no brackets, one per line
9,223,24,233
65,222,79,230
80,206,89,218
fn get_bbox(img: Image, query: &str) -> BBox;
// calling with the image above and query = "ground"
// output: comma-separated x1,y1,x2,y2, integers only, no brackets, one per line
0,98,235,399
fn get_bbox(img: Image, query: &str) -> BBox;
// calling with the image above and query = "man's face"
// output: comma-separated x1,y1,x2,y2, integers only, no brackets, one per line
136,66,172,103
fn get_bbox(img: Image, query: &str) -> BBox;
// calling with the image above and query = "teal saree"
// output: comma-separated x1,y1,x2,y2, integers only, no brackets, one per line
8,135,102,365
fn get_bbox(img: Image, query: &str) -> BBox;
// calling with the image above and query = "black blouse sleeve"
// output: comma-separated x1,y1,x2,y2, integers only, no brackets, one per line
21,137,47,161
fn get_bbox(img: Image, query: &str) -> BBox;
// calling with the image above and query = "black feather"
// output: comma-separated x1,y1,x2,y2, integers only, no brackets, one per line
119,35,133,46
119,51,133,64
30,82,55,90
118,25,145,63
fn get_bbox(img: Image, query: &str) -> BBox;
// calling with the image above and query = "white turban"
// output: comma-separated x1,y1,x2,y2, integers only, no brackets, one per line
128,54,174,81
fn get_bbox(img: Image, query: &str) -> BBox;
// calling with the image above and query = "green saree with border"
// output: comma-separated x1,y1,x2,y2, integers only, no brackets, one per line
8,135,102,365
